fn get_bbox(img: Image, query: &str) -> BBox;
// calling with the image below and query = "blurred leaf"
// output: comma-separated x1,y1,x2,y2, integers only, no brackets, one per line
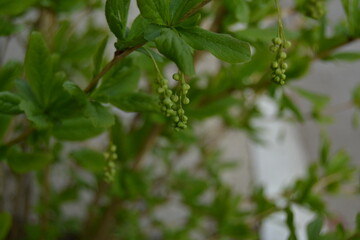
179,27,251,63
155,28,195,75
70,148,106,173
24,32,58,108
224,0,249,23
7,149,52,173
280,94,304,122
84,101,114,128
105,0,130,39
285,206,298,240
53,117,106,141
16,80,52,129
0,92,22,115
0,212,11,240
307,216,324,240
325,52,360,62
0,61,22,91
188,97,239,119
93,36,108,76
109,92,159,112
352,84,360,108
0,17,22,36
136,0,170,25
0,0,38,15
352,111,359,129
93,59,141,100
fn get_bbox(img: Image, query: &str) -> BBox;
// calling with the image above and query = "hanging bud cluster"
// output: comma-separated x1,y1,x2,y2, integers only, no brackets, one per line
303,0,326,19
103,144,117,183
154,72,190,131
171,73,190,131
270,37,291,86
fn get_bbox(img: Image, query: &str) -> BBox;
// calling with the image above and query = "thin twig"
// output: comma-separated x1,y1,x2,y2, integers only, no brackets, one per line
180,0,212,21
84,44,145,93
3,128,34,146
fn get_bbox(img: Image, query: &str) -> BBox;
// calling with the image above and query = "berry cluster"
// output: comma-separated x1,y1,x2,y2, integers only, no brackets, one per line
270,37,291,85
303,0,326,19
154,73,190,131
103,144,117,183
172,73,190,131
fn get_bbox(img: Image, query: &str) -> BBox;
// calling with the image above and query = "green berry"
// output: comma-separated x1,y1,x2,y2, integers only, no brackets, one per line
171,95,179,102
284,41,291,49
272,62,279,69
183,97,190,105
172,73,181,81
282,63,288,69
279,52,287,59
275,69,282,75
273,37,282,45
183,83,190,90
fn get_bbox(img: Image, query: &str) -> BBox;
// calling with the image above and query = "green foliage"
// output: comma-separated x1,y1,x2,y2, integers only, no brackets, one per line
0,212,11,240
179,27,251,63
1,0,360,240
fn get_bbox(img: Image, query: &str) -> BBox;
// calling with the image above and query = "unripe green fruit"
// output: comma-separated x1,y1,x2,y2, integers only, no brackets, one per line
178,109,184,115
275,69,282,75
282,63,288,69
183,84,190,90
172,73,180,81
280,52,287,59
284,41,291,49
183,97,190,105
273,37,282,45
272,62,279,69
171,95,179,102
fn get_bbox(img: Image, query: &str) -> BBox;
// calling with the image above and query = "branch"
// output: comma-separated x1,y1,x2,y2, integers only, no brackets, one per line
3,128,34,146
180,0,212,21
84,43,145,93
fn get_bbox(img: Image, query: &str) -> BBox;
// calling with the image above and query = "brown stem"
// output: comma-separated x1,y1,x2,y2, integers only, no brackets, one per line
3,128,34,146
84,44,145,93
132,125,163,171
181,0,213,21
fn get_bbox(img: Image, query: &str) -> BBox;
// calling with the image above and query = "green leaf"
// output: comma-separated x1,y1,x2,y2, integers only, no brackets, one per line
353,84,360,108
0,92,22,115
53,117,106,141
63,81,87,104
109,92,159,112
285,206,298,240
93,59,141,100
70,148,106,173
0,0,38,15
84,101,115,128
136,0,170,25
169,0,202,24
292,87,330,111
0,17,22,36
155,28,195,75
7,150,52,173
179,27,251,63
224,0,249,23
356,212,360,231
0,61,22,91
280,94,304,122
24,32,54,107
307,216,323,240
0,212,11,240
325,52,360,62
105,0,130,39
16,80,52,129
93,36,108,76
